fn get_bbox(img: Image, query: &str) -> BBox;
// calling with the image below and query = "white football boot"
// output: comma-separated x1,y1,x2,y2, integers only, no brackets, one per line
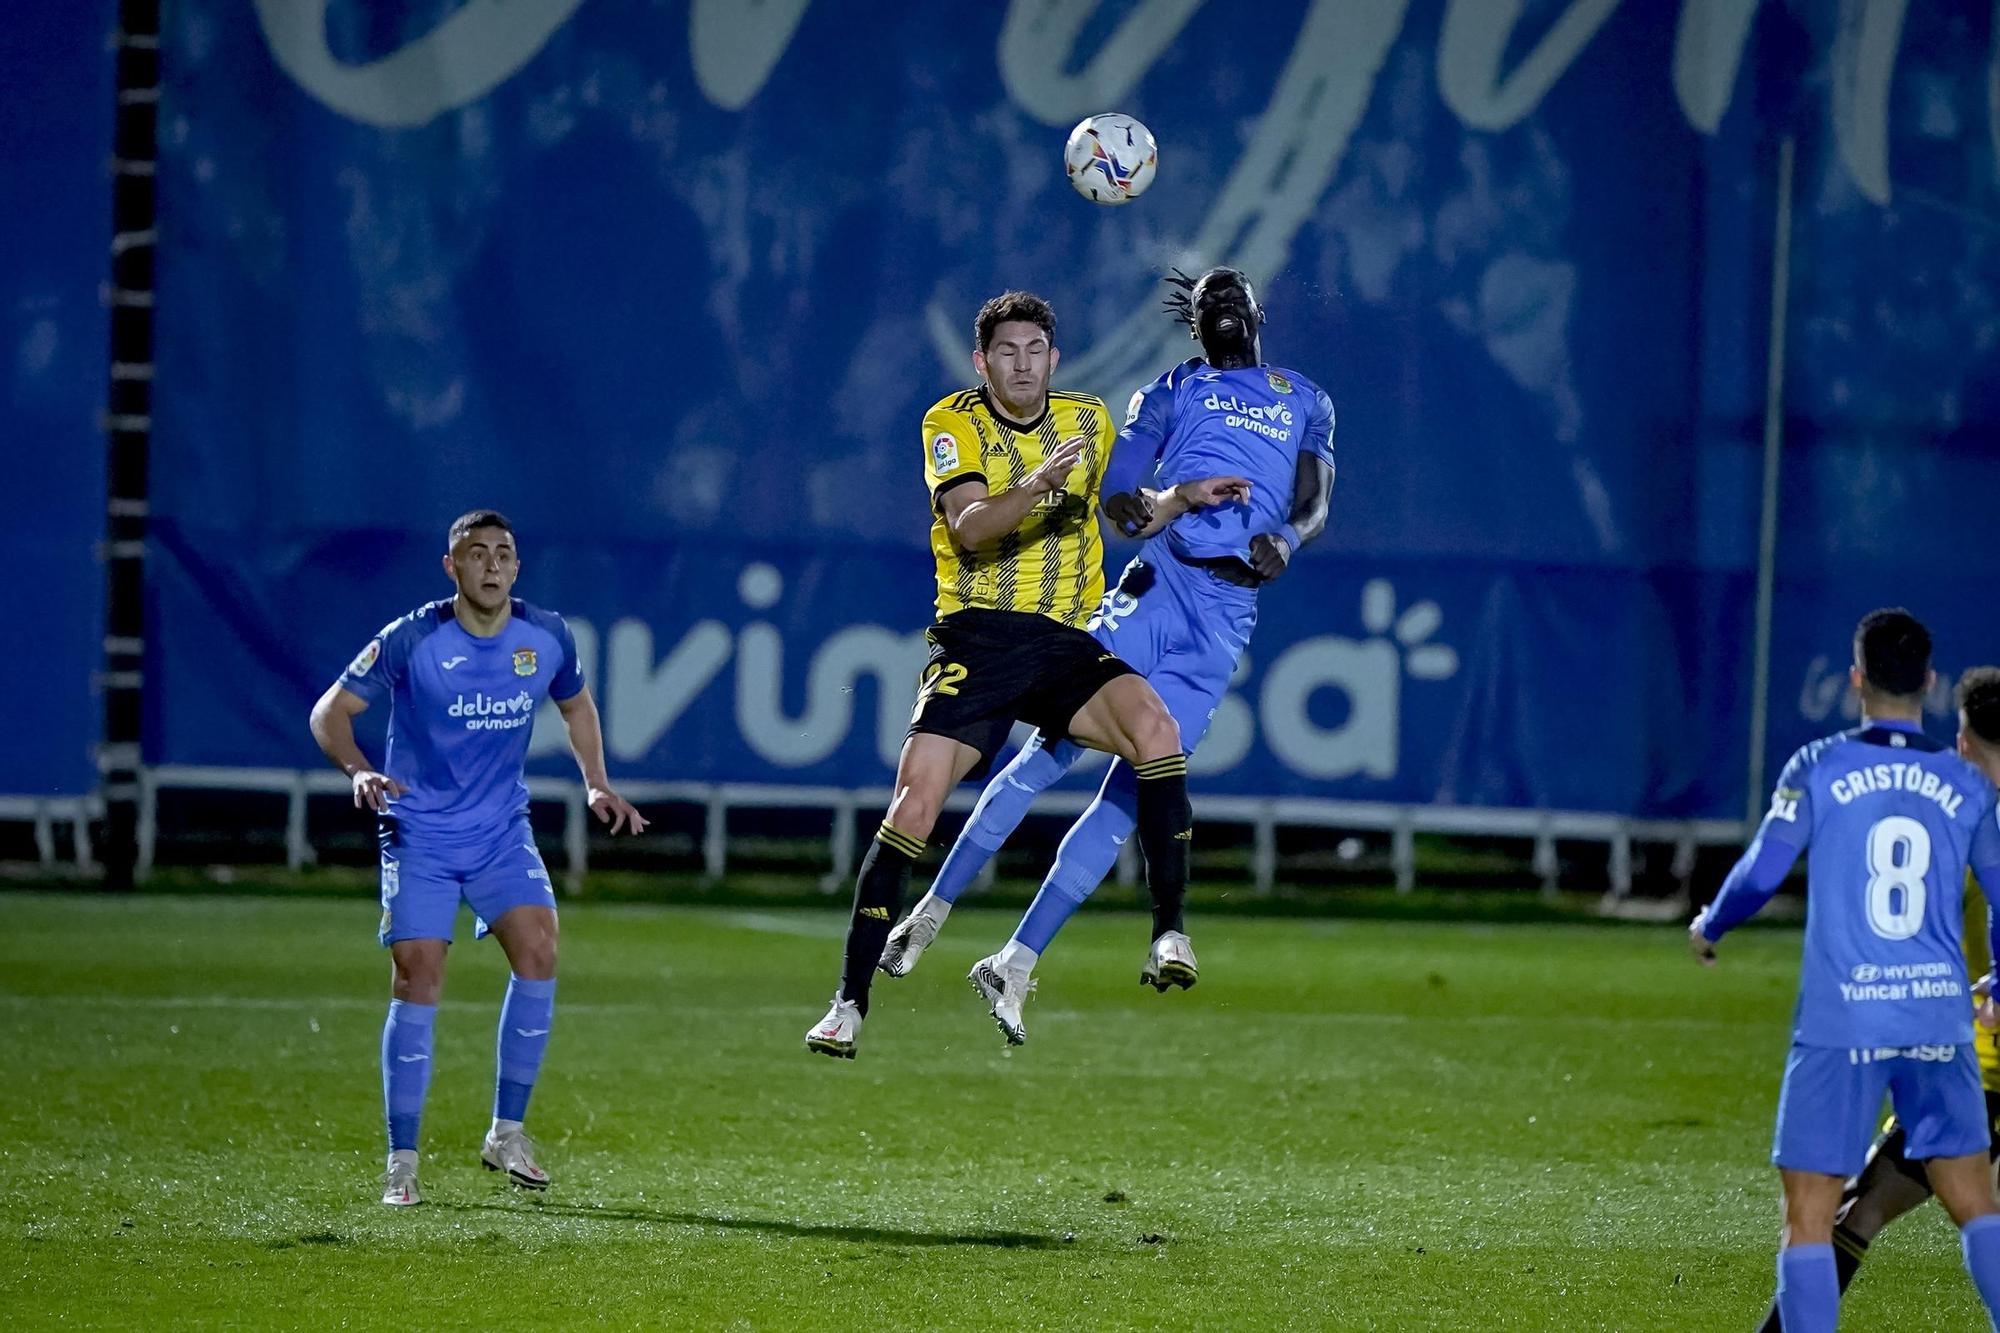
381,1153,422,1207
805,995,862,1059
878,909,942,978
481,1127,551,1190
967,955,1035,1046
1141,930,1198,991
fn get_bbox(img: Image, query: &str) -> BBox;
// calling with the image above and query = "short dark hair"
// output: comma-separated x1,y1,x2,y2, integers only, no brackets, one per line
1957,666,2000,746
974,291,1056,351
447,509,514,549
1854,607,1931,697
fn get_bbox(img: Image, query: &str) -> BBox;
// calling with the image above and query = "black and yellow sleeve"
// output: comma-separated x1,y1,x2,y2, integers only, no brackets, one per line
922,400,985,510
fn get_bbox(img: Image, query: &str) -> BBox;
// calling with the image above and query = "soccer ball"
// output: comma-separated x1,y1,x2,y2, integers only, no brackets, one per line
1064,113,1157,206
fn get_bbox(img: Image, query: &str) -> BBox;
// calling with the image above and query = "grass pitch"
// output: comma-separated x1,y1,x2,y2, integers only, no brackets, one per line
0,891,1985,1329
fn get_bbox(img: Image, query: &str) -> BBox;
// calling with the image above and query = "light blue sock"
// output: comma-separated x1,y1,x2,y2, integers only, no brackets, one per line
1014,770,1137,952
930,738,1074,904
494,975,556,1124
381,999,436,1154
1962,1213,2000,1322
1776,1243,1839,1333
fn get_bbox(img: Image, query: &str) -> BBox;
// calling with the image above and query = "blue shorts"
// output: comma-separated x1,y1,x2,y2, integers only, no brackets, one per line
1079,540,1258,752
1772,1042,1987,1176
376,816,557,946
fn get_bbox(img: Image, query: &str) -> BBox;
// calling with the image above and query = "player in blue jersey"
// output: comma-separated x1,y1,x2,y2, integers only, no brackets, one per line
309,510,647,1207
875,267,1336,1043
1753,665,2000,1331
1691,611,2000,1331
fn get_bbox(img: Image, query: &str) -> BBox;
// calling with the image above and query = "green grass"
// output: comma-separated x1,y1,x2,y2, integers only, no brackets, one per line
0,892,1982,1330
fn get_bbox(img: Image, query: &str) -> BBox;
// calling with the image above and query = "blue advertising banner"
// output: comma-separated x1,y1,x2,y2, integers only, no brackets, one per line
2,4,112,797
145,2,2000,819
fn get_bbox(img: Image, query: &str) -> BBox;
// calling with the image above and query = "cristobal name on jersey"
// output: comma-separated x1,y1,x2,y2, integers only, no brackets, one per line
1828,759,1966,818
448,690,537,731
1202,392,1293,441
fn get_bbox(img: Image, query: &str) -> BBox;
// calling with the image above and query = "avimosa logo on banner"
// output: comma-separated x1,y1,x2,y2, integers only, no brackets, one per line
525,565,1459,785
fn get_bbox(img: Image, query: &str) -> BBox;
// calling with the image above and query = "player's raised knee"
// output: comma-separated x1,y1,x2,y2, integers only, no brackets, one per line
1128,696,1182,764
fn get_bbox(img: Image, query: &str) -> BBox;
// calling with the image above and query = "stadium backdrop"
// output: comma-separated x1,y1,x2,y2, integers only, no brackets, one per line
9,1,1999,823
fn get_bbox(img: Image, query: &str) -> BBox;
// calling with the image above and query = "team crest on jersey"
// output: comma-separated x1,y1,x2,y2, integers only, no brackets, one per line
1266,370,1293,394
512,647,538,677
931,432,960,474
349,639,381,677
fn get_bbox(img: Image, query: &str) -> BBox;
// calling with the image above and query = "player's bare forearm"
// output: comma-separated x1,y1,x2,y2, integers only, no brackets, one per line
943,433,1086,550
1284,455,1335,547
556,687,648,835
309,686,373,778
1249,455,1334,580
947,483,1053,550
555,688,612,789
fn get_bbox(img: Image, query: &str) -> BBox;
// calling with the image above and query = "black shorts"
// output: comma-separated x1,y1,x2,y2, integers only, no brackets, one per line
907,609,1136,780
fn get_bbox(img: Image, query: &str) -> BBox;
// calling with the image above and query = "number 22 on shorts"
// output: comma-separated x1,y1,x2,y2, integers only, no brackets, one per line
920,662,967,703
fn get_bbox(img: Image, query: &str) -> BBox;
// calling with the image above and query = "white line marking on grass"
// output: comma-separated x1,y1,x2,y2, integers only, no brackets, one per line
713,911,847,940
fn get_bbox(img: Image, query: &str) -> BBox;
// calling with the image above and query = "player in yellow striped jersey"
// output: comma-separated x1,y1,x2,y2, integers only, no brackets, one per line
804,290,1245,1058
1758,666,2000,1330
923,381,1111,627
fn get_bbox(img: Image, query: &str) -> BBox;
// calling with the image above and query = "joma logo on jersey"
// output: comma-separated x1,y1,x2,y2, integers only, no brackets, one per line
449,691,537,731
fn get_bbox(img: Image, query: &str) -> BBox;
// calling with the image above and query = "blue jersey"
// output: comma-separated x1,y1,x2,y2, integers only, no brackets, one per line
1762,724,2000,1048
335,599,584,845
1114,359,1335,566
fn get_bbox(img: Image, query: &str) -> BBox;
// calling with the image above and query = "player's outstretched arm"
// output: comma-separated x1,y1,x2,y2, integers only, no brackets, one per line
308,684,405,813
1249,454,1335,581
1690,827,1804,964
553,686,648,835
941,434,1087,550
1122,476,1254,539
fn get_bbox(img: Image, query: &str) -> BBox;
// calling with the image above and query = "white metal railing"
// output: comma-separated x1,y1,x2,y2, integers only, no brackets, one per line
0,795,103,872
126,765,1748,900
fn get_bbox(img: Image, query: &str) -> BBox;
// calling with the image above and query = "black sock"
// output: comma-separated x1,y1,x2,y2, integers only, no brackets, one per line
1831,1222,1867,1291
839,823,922,1015
1757,1223,1868,1331
1133,754,1190,940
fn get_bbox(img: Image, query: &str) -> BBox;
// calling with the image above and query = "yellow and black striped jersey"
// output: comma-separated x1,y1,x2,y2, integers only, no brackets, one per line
921,386,1115,628
1964,871,2000,1090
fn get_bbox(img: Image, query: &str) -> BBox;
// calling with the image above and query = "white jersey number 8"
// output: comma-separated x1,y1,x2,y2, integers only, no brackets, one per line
1864,815,1931,941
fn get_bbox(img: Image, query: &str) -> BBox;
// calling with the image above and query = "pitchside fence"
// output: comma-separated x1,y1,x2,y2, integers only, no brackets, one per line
60,768,1743,904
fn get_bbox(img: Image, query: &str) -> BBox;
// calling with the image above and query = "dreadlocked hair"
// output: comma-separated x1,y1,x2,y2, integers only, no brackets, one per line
1162,268,1198,333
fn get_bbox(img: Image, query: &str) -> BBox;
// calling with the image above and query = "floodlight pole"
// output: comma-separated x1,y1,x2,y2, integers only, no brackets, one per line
1745,134,1795,826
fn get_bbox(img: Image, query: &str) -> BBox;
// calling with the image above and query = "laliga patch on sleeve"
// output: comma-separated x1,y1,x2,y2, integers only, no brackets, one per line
348,639,382,677
931,432,960,474
1772,786,1802,822
1124,389,1145,426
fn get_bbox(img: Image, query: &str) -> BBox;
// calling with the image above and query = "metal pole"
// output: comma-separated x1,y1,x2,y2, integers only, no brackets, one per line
98,0,162,888
1746,134,1795,825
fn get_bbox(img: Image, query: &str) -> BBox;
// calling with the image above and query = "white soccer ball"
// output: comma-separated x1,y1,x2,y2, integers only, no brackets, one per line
1064,113,1157,206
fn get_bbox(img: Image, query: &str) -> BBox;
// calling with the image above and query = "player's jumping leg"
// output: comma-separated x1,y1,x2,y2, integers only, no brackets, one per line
1066,676,1192,986
967,765,1134,1042
482,904,558,1190
881,735,1077,978
809,732,979,1057
1775,1169,1846,1333
382,938,444,1206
